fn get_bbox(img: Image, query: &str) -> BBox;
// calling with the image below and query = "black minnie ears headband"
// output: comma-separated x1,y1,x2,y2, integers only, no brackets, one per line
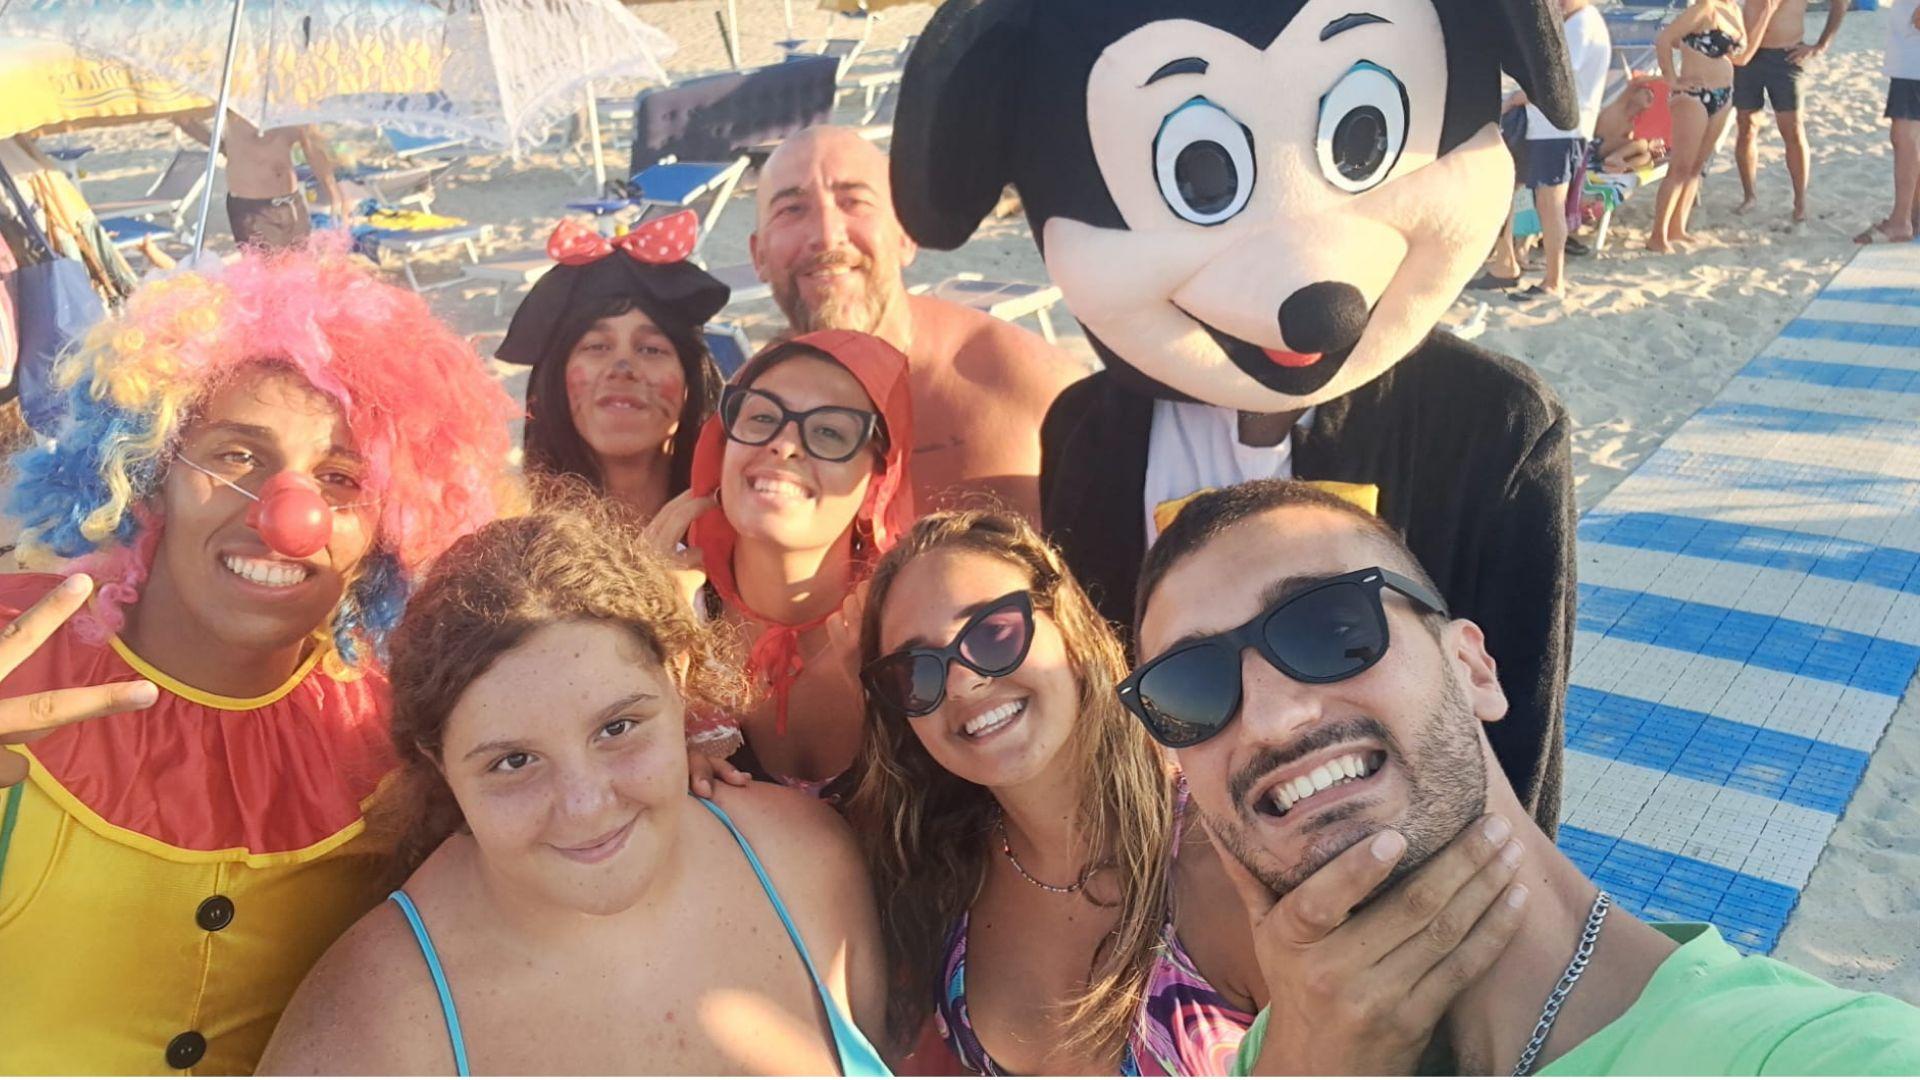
891,0,1582,251
496,216,732,367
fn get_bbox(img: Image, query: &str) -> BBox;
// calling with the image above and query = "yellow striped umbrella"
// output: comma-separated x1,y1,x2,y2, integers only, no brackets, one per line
0,37,209,140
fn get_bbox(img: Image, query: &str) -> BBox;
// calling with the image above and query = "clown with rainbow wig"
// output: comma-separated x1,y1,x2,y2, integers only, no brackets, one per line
0,242,516,1074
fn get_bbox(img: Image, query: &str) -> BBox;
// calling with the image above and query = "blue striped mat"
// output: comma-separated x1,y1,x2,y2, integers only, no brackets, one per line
1559,244,1920,954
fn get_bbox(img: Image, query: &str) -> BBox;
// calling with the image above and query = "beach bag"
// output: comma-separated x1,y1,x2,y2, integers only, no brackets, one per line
0,157,104,434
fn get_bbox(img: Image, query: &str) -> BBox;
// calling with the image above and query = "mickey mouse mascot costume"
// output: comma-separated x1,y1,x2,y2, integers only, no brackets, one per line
893,0,1579,827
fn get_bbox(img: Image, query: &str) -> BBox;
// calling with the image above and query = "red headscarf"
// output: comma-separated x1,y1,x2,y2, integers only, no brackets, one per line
686,330,916,732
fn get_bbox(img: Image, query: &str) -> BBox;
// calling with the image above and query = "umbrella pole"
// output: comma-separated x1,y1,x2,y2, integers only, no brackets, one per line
191,0,249,260
585,86,606,194
727,0,741,69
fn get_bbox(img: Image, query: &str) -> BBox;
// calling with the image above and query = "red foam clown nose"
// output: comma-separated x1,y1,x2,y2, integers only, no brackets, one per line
246,473,333,558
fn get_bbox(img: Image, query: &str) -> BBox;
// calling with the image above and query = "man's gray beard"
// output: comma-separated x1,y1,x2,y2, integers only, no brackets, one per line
1206,668,1489,902
776,272,905,338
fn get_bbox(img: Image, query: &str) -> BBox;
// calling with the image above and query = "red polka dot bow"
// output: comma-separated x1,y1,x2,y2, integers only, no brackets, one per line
546,211,699,267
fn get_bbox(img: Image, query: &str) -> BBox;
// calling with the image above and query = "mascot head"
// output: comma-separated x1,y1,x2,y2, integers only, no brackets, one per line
894,0,1577,412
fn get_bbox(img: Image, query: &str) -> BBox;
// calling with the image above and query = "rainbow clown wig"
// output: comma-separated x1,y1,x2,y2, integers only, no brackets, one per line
7,240,518,673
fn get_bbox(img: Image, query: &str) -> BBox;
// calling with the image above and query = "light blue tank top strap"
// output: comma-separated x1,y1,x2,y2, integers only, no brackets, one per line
389,888,471,1077
696,796,891,1077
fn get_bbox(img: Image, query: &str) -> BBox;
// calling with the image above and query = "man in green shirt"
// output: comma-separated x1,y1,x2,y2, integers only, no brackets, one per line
1125,479,1920,1076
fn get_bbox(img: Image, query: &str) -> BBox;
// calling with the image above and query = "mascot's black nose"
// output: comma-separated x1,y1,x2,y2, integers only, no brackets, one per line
1278,282,1370,355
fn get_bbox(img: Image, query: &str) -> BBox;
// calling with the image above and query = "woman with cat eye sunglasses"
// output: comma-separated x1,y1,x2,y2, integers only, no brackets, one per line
861,591,1034,718
842,509,1262,1076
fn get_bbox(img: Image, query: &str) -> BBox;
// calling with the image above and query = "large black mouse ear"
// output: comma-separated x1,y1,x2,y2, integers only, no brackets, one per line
892,0,1032,251
1492,0,1579,132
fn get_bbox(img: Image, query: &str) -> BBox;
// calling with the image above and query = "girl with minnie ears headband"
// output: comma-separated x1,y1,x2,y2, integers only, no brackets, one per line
496,211,729,520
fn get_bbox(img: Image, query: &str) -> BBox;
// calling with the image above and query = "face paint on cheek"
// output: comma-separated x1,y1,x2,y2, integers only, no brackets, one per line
565,361,598,417
652,372,686,412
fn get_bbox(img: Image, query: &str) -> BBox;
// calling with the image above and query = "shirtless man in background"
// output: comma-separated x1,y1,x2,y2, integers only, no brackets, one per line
749,126,1087,520
179,110,345,250
1734,0,1844,226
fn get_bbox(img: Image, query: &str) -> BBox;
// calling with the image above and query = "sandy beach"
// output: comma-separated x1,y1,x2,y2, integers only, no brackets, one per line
24,0,1919,1004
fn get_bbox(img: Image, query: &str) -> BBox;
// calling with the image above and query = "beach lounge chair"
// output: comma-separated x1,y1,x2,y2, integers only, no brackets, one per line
89,147,213,241
100,216,177,251
43,144,93,180
710,261,774,310
301,160,453,214
1603,7,1668,84
782,6,875,77
626,158,749,257
628,56,838,178
464,256,556,316
844,34,917,126
351,209,493,291
382,128,470,162
705,322,754,378
914,273,1065,344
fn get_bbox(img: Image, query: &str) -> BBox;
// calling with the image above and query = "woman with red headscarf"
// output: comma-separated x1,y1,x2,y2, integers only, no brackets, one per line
664,330,915,798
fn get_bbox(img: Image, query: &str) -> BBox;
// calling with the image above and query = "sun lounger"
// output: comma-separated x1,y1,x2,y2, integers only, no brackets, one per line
43,145,93,179
99,215,175,251
628,56,838,177
382,128,470,162
843,34,917,125
1603,8,1668,83
709,261,774,311
916,273,1064,344
782,6,875,76
88,148,213,239
345,160,454,212
627,158,748,258
301,160,453,214
355,219,493,292
705,322,754,378
464,255,556,316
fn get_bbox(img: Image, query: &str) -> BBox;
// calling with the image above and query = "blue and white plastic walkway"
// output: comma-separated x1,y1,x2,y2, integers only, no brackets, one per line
1559,244,1920,954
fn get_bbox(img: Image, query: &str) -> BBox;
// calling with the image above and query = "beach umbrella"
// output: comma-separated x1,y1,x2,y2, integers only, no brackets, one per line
625,0,744,69
0,0,677,253
0,37,210,141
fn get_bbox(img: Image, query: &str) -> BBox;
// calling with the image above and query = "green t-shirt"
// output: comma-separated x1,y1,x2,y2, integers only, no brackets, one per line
1231,923,1920,1076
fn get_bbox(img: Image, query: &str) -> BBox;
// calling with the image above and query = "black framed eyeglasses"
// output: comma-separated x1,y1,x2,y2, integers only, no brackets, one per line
1117,567,1449,748
720,385,879,463
861,591,1035,718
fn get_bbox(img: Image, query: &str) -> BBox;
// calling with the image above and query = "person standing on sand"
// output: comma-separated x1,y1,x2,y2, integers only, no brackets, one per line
1733,0,1841,229
1858,0,1920,244
178,110,346,250
1477,0,1612,303
749,126,1086,521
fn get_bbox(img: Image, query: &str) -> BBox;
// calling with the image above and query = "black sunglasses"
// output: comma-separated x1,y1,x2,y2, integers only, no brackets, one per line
861,591,1035,718
1117,567,1449,748
720,385,879,463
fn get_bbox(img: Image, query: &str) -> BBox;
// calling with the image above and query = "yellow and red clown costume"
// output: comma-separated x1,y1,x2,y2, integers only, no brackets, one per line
0,243,515,1074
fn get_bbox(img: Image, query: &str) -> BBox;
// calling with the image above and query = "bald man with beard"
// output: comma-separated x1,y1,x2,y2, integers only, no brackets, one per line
749,126,1087,520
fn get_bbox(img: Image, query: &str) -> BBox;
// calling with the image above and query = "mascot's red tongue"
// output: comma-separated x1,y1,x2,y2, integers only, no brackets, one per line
1263,348,1324,368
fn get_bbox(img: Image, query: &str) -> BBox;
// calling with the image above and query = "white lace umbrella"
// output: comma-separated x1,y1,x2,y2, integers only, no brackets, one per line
0,0,676,252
